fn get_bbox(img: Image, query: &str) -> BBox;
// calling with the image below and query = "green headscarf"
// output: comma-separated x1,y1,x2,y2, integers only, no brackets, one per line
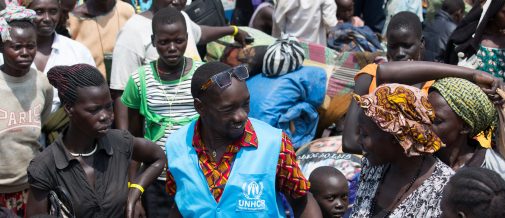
431,77,496,137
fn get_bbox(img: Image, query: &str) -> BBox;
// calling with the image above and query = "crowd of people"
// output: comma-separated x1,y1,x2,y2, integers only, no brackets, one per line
0,0,504,217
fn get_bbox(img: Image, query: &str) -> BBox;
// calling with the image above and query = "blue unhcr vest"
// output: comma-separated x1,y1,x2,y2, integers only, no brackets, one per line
165,118,286,218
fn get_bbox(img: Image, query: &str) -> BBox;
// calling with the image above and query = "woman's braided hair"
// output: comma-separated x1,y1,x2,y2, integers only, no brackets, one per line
446,167,505,217
47,64,106,106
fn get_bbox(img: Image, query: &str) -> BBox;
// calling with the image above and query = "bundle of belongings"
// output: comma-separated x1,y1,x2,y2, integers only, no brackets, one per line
206,27,366,148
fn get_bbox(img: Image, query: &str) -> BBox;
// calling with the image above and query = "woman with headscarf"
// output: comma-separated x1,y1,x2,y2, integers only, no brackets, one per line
376,61,505,180
352,84,454,217
445,0,505,82
430,78,504,177
0,3,53,216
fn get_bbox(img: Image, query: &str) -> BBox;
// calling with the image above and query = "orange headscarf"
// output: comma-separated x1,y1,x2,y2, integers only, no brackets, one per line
354,83,444,156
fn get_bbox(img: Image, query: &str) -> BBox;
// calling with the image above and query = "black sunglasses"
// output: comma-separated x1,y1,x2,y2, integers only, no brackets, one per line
200,65,249,91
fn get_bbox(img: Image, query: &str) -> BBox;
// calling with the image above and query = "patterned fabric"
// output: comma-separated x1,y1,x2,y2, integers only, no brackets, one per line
351,158,454,217
327,22,383,53
166,119,310,201
263,36,305,77
431,77,497,137
0,2,36,42
354,84,443,156
477,46,505,81
0,189,28,217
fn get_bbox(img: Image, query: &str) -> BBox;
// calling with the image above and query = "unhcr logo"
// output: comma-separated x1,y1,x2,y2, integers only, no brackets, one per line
237,181,267,211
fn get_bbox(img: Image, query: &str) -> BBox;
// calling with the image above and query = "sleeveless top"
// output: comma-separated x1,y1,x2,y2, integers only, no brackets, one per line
354,63,435,94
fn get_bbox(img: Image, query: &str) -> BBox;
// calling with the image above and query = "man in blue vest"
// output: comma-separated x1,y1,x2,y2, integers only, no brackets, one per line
164,62,322,217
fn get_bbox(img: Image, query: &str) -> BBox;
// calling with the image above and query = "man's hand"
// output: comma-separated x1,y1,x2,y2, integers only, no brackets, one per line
234,29,251,47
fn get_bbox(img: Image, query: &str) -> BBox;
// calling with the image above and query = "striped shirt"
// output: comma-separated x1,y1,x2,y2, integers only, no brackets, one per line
122,59,203,179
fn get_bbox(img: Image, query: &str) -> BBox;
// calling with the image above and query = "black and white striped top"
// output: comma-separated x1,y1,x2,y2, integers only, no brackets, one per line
131,61,204,147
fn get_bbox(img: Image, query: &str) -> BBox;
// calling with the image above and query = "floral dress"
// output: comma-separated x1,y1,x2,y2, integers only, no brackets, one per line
477,45,505,81
350,158,454,217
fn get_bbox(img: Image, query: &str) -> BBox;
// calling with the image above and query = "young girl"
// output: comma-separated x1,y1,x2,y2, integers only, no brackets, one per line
119,7,204,217
26,64,166,217
0,4,53,217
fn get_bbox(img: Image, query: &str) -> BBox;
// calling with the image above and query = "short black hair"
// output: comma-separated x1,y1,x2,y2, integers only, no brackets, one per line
47,64,106,106
446,167,505,217
442,0,465,14
152,6,187,35
386,11,422,39
191,61,232,99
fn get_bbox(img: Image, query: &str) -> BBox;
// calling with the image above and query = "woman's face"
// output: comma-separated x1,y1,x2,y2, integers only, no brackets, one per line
67,84,114,138
358,110,403,165
2,26,37,72
428,91,468,147
152,21,188,68
29,0,60,37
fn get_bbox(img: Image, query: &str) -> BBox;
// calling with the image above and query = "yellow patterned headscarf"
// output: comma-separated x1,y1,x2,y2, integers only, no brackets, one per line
354,83,443,156
430,77,497,137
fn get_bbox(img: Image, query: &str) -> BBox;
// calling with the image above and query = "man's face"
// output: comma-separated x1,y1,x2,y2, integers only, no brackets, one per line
197,77,250,140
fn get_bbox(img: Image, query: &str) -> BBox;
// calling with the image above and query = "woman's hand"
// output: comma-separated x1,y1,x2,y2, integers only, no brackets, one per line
126,189,144,218
473,72,504,105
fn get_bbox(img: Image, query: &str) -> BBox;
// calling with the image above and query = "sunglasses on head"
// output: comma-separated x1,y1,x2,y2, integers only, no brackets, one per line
200,65,249,91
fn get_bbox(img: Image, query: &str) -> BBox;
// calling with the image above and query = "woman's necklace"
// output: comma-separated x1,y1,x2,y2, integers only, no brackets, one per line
68,144,98,157
155,58,186,131
370,156,426,217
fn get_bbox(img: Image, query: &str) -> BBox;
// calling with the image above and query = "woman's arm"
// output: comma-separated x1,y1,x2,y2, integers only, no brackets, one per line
26,187,49,217
126,138,166,218
375,61,497,88
342,74,373,154
376,61,502,103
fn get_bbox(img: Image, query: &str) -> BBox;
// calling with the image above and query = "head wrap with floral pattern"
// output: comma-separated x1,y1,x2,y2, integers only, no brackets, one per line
0,2,36,42
354,83,444,156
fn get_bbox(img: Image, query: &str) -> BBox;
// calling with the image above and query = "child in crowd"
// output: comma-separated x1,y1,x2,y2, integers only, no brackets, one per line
327,0,382,52
441,167,505,218
0,3,53,217
309,166,350,218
